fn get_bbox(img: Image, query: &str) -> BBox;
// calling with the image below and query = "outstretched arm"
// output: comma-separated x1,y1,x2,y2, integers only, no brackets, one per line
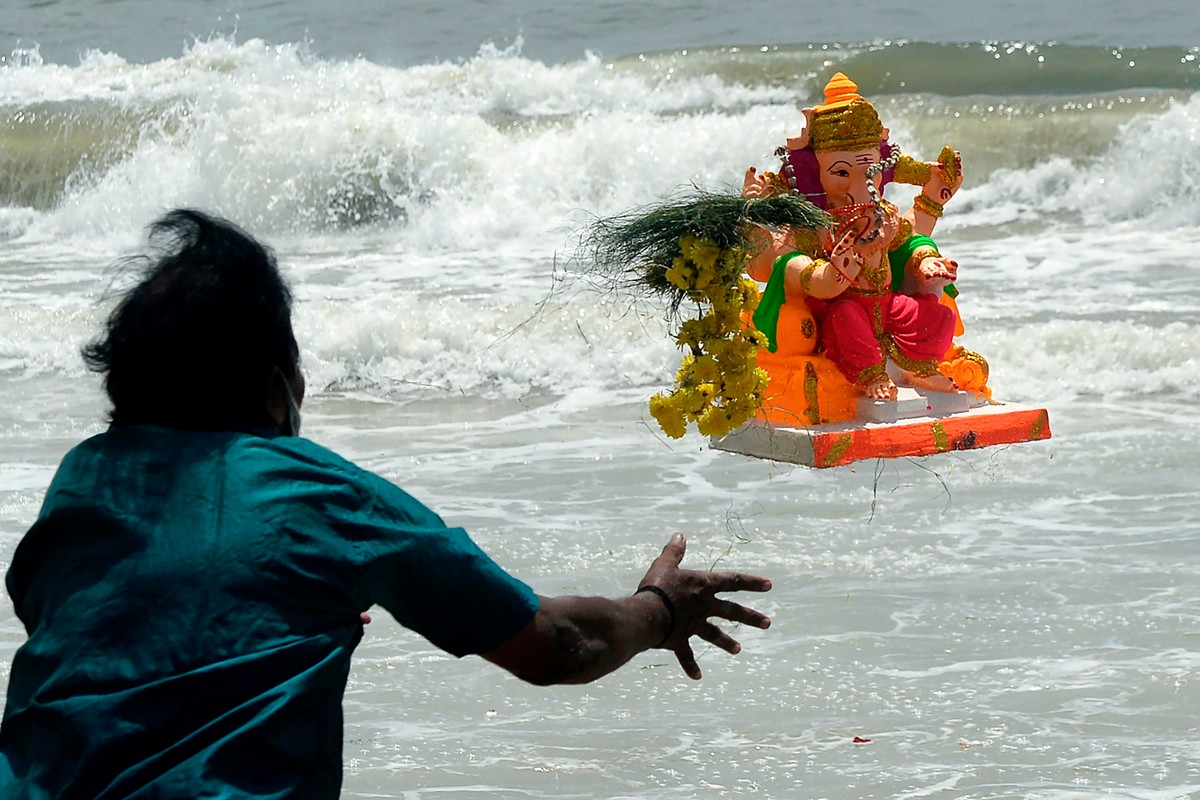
907,146,964,236
483,534,771,685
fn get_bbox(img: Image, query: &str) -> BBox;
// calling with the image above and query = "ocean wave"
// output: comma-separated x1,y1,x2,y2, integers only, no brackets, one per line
0,99,183,211
618,41,1200,96
0,262,678,403
977,318,1200,405
1,35,1197,243
952,93,1200,228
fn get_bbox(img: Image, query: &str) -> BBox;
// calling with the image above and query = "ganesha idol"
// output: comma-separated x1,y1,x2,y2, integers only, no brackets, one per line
741,72,990,426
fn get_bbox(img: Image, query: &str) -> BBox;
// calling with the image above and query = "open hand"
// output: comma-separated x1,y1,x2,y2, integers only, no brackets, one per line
916,255,958,292
637,533,772,680
922,146,964,205
742,166,773,199
828,227,865,284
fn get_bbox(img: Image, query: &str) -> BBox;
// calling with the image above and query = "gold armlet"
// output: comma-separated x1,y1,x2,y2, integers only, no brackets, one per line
799,260,822,293
765,171,790,193
889,216,914,250
892,155,932,186
792,227,822,257
937,145,961,186
913,193,944,219
907,246,940,273
748,170,788,197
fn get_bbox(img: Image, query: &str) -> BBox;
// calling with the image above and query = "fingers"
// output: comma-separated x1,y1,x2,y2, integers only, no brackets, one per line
695,621,741,655
834,222,865,251
672,577,772,671
920,257,957,283
678,605,771,676
742,167,758,197
706,571,773,594
657,532,687,567
742,167,770,198
830,231,863,282
933,263,956,281
644,541,772,680
716,598,772,631
674,641,702,681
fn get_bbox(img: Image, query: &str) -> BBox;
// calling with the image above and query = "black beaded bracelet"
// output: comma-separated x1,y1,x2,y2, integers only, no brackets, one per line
635,584,676,647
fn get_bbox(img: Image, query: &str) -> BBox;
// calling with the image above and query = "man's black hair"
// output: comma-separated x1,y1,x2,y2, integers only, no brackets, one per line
83,208,298,430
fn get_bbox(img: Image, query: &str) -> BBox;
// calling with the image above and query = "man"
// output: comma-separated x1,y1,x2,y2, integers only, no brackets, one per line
0,209,771,799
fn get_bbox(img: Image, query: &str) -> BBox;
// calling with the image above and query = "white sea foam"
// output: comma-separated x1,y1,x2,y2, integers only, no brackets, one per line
3,30,1200,800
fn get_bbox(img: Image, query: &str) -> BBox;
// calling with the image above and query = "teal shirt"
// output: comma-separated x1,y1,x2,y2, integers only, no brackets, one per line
0,426,539,799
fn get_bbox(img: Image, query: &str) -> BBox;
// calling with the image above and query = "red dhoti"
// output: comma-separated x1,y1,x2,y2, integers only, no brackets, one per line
808,291,956,385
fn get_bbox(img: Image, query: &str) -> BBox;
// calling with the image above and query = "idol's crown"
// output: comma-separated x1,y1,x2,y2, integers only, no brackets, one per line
807,72,884,153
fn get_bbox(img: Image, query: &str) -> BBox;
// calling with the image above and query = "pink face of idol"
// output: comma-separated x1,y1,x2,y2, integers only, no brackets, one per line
814,147,883,209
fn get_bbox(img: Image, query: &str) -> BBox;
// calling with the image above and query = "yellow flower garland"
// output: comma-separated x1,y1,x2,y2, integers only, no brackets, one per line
648,236,769,439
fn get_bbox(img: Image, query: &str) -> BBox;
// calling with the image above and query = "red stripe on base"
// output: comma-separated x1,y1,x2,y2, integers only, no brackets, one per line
811,407,1051,468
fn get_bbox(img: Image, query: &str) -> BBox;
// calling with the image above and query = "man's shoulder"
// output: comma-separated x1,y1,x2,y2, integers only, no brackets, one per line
236,435,439,521
68,427,372,487
229,433,402,499
61,426,431,516
240,432,363,472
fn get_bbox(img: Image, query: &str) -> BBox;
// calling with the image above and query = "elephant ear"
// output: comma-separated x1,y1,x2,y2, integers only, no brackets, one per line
785,108,814,151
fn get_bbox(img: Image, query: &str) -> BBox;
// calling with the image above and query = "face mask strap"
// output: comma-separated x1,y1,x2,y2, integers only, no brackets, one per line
273,367,302,437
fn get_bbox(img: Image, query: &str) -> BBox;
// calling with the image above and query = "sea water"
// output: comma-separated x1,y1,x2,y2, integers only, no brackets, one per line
2,2,1199,798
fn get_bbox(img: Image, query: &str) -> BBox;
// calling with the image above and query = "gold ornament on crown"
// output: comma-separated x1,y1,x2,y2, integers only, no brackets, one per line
807,72,885,154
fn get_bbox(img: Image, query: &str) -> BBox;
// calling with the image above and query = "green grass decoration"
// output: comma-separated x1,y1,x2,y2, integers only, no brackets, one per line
582,189,830,316
577,189,831,439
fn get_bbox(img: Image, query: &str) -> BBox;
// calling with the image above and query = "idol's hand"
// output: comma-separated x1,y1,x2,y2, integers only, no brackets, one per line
742,166,773,199
743,223,798,281
637,534,772,680
915,254,958,292
922,146,964,205
829,227,865,284
862,207,899,257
